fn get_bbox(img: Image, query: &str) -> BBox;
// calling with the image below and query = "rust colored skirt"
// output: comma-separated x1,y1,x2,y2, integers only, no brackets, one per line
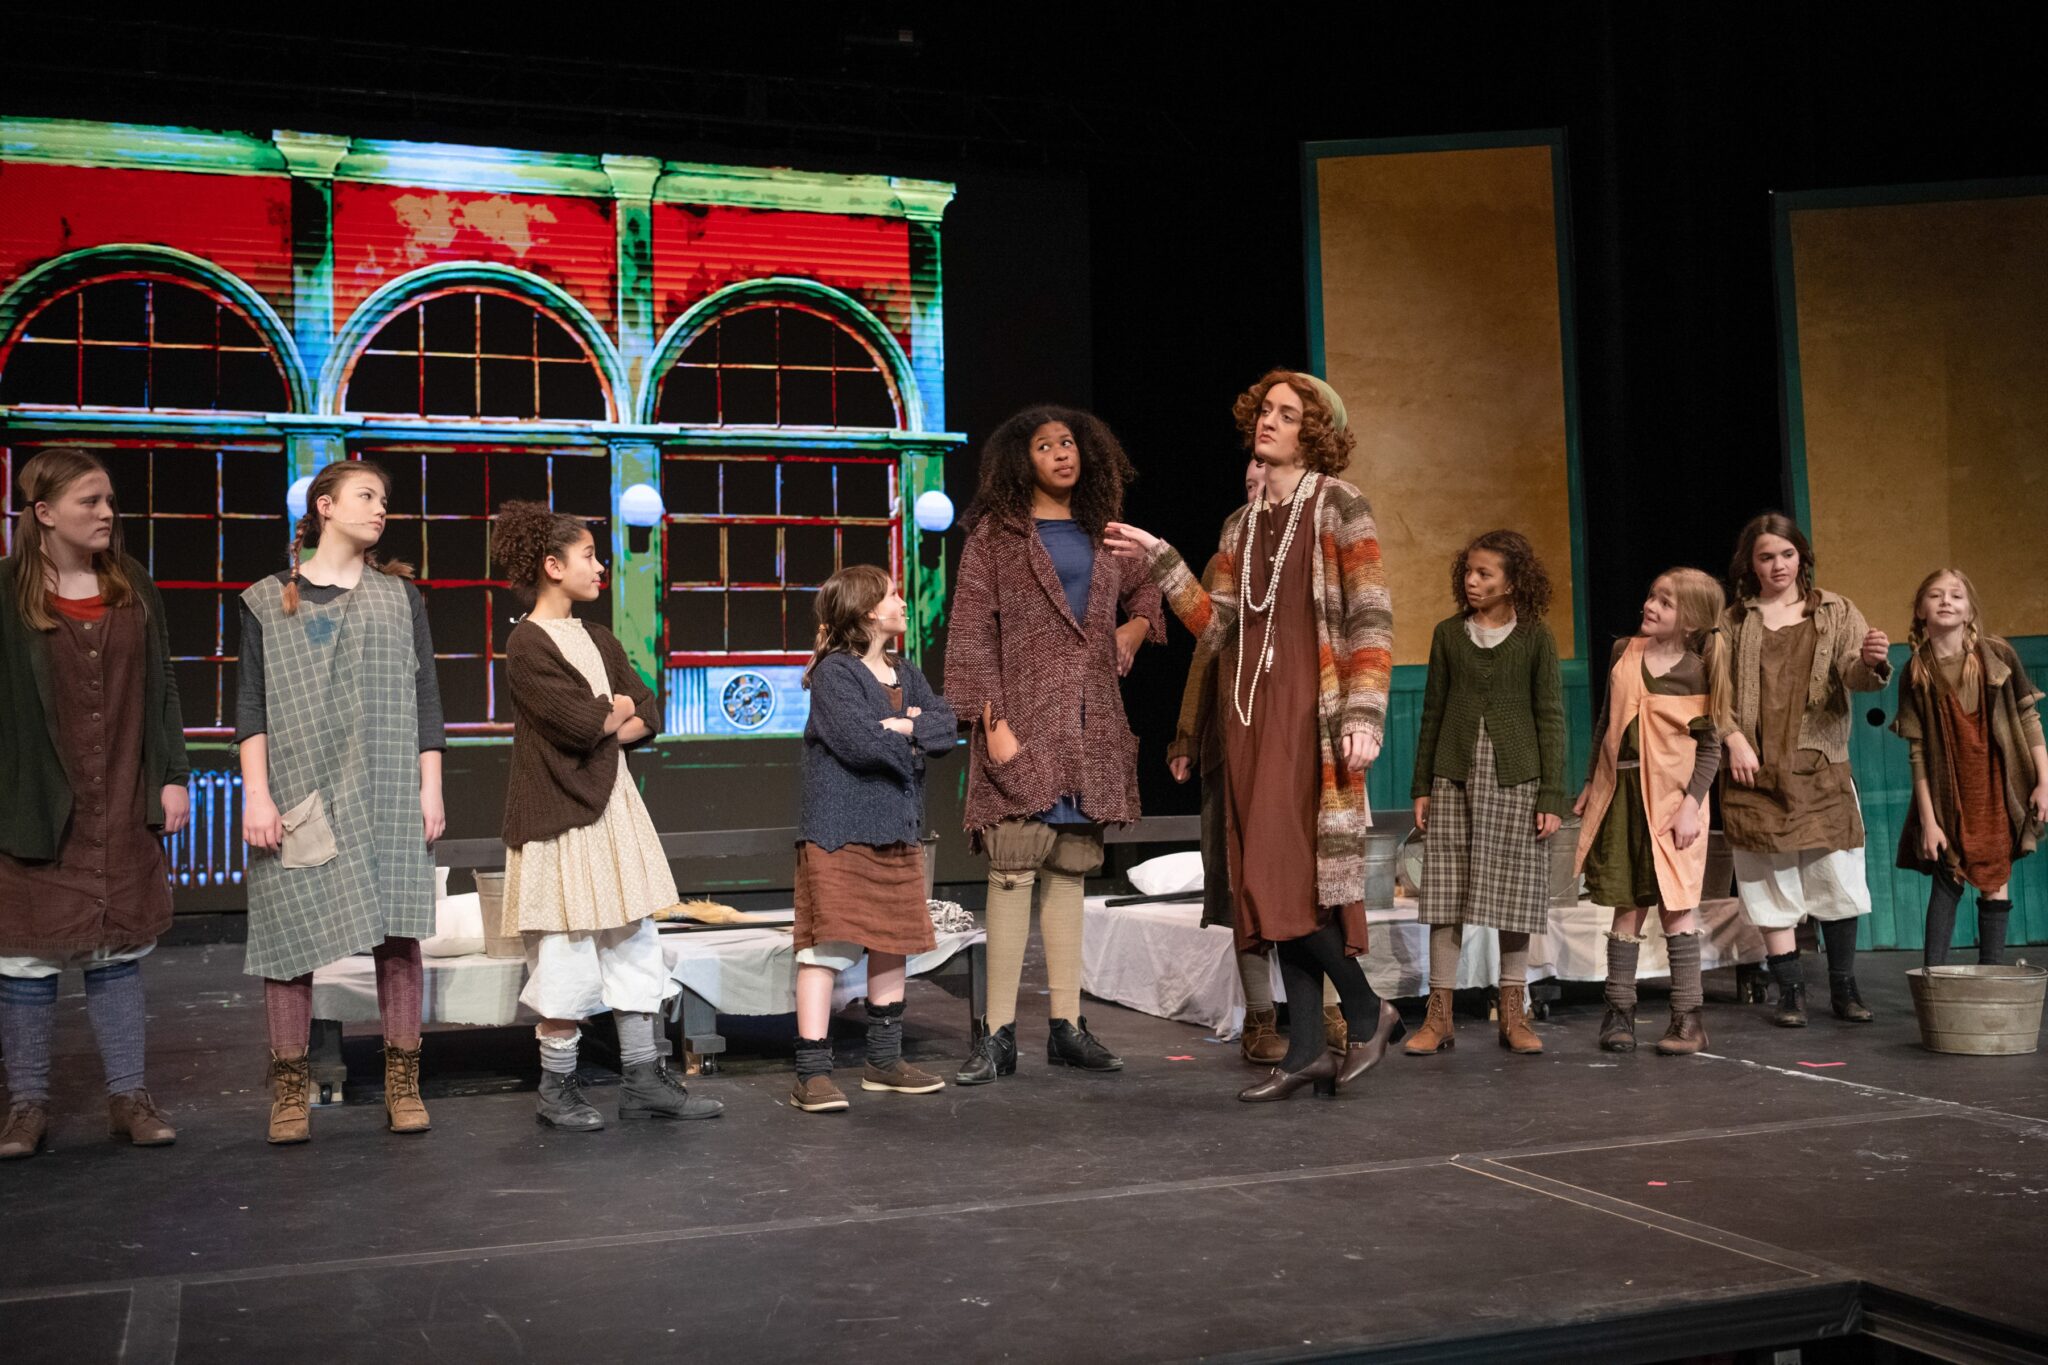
793,841,937,956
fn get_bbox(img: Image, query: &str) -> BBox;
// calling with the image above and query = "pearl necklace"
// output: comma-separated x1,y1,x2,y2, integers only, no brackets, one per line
1232,471,1319,728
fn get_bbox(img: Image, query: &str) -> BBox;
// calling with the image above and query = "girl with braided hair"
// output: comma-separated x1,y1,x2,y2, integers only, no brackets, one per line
237,459,444,1144
1892,569,2047,968
495,501,718,1131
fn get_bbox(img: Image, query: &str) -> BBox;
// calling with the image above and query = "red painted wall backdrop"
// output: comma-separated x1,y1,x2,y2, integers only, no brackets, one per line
331,183,618,335
652,205,914,350
0,163,294,311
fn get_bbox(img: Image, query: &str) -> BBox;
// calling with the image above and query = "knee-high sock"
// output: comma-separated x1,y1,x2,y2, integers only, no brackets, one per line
615,1010,658,1068
1039,868,1085,1021
1665,928,1704,1013
1978,898,2012,966
372,937,423,1045
1499,930,1531,989
1294,918,1381,1038
1604,932,1642,1012
1923,875,1962,968
263,974,313,1053
1237,950,1274,1012
1821,918,1859,977
982,873,1034,1031
0,974,58,1104
1427,923,1463,990
1274,937,1327,1071
81,959,147,1095
865,999,905,1070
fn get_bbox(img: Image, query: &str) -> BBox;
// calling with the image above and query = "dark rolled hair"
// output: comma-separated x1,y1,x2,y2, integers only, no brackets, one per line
492,500,595,604
1452,528,1552,621
1728,511,1816,603
962,405,1136,539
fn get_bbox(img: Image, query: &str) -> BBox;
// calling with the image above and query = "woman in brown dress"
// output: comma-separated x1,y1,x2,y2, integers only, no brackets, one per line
1,448,188,1159
1109,370,1401,1103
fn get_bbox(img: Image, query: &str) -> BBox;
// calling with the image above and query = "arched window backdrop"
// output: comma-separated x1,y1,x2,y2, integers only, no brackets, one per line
339,286,614,731
654,301,906,667
0,276,289,412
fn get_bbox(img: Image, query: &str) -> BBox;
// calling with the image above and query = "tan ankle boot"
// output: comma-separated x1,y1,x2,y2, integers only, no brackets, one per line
108,1090,177,1146
383,1040,430,1134
1404,987,1455,1055
268,1049,312,1145
1497,983,1543,1054
1,1101,50,1159
1239,1007,1286,1065
1323,1004,1349,1053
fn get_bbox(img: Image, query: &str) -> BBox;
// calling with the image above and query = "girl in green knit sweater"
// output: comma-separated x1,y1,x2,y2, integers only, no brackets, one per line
1406,530,1569,1057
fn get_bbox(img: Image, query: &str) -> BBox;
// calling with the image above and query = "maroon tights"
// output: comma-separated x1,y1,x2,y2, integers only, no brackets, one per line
262,937,423,1053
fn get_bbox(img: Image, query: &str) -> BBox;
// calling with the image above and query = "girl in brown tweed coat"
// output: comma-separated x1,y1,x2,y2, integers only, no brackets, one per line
944,405,1162,1084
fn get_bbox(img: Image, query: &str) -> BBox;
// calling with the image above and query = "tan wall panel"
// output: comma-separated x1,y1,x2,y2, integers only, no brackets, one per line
1315,144,1576,664
1791,194,2048,640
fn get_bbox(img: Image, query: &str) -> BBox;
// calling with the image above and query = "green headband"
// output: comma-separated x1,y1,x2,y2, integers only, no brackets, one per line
1297,373,1348,432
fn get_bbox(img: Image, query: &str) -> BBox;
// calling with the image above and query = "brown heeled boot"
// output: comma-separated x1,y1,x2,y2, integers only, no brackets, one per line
1336,1000,1409,1084
1404,987,1455,1055
1497,983,1543,1054
108,1090,176,1146
1323,1004,1349,1053
383,1040,430,1134
1239,1007,1286,1065
267,1049,312,1145
1237,1048,1340,1102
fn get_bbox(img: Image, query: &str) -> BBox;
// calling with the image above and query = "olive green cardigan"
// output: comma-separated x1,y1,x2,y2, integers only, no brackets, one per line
1410,614,1571,816
0,556,189,862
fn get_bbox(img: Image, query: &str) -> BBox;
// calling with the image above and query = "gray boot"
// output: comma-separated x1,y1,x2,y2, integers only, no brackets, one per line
619,1058,723,1121
536,1070,604,1131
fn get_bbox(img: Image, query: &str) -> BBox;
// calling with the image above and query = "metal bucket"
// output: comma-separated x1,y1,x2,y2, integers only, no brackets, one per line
472,869,522,959
1907,963,2047,1055
1548,814,1583,906
1363,828,1400,910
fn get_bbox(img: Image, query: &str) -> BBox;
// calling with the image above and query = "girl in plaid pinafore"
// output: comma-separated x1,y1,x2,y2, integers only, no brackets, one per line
1408,531,1569,1057
238,461,445,1146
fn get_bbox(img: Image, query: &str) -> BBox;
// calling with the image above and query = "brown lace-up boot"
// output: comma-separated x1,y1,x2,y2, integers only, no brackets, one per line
108,1090,176,1146
383,1040,430,1134
1323,1004,1349,1053
267,1049,312,1145
1404,987,1456,1055
1239,1007,1286,1064
1497,983,1544,1054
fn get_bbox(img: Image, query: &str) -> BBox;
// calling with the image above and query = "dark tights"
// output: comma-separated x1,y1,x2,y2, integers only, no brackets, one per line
1276,919,1381,1071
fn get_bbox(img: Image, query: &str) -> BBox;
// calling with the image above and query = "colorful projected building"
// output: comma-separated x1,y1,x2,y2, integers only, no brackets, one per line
0,117,959,752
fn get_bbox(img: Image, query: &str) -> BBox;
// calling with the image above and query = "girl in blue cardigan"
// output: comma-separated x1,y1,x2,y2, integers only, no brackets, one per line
791,565,957,1113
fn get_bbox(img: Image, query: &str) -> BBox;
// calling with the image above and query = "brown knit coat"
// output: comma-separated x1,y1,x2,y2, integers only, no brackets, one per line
943,514,1165,836
502,619,661,848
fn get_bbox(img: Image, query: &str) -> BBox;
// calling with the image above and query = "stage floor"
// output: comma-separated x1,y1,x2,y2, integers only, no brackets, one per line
3,943,2046,1363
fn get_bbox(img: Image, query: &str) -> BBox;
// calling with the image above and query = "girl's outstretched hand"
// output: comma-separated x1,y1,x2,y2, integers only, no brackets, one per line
1860,629,1890,669
1103,522,1159,560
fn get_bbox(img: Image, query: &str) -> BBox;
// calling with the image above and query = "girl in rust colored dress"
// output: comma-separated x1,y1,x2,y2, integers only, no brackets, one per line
790,565,957,1113
1892,570,2047,968
1,448,189,1160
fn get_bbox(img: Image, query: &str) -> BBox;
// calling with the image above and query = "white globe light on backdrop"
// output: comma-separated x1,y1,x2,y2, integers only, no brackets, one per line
285,475,314,524
619,482,666,529
913,489,955,534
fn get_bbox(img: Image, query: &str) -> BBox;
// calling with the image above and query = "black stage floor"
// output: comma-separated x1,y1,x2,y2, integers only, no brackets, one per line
4,943,2047,1364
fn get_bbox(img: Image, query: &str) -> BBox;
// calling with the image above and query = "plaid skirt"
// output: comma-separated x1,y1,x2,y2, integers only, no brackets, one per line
1419,723,1550,934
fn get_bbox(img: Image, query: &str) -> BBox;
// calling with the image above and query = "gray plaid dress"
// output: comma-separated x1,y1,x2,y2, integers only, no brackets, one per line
1418,722,1549,933
241,571,436,980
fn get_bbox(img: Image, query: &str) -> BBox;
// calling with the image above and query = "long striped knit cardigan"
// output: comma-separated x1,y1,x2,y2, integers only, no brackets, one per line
1145,475,1393,907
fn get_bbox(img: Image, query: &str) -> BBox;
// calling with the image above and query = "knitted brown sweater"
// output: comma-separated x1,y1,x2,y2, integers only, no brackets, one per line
501,619,661,848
